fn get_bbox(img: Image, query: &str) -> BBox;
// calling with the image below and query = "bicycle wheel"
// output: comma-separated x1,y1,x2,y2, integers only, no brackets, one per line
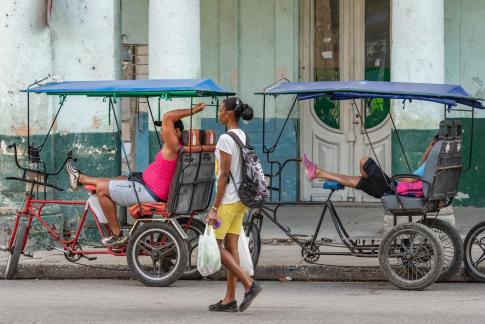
379,222,443,290
179,218,205,280
419,218,463,281
464,221,485,282
127,222,188,287
245,216,261,268
5,222,27,280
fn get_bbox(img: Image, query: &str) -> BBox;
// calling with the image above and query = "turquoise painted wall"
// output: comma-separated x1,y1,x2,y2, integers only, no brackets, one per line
200,0,300,201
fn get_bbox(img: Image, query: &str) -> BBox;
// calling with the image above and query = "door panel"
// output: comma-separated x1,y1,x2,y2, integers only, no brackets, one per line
300,0,391,202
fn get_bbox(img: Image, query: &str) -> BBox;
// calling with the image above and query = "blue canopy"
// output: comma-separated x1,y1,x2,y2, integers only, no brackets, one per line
258,81,484,108
24,79,235,97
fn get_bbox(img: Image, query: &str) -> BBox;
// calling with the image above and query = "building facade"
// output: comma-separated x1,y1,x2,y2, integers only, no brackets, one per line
0,0,484,245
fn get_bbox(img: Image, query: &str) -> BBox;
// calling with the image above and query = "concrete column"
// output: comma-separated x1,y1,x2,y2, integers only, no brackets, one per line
0,1,53,245
391,0,445,128
0,1,52,211
385,0,454,229
149,0,201,79
148,0,201,126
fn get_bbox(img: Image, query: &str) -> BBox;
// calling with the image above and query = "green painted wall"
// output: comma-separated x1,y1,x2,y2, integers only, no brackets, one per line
443,0,485,206
0,133,121,248
392,118,484,207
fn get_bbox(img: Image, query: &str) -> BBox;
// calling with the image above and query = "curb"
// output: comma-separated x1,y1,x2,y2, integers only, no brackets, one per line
0,264,478,283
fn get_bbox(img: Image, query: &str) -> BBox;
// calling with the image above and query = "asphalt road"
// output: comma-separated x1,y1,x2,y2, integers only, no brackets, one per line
0,280,484,324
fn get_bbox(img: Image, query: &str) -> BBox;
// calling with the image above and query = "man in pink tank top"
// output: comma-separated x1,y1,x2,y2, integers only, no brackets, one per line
65,103,206,246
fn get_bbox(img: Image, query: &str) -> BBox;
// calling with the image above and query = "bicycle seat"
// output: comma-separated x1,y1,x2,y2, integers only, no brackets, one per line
129,203,168,219
323,180,344,191
84,185,96,192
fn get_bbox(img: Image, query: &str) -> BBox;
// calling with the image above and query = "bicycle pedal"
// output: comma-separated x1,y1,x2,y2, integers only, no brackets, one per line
0,245,7,252
81,255,97,261
320,237,334,243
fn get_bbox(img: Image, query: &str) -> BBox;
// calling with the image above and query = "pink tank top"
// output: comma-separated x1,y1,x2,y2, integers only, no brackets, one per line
142,152,178,202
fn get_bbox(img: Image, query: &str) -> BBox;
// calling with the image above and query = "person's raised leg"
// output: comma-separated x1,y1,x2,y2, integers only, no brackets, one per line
315,169,361,188
303,153,361,188
79,175,112,186
95,180,122,238
359,156,370,178
66,159,126,190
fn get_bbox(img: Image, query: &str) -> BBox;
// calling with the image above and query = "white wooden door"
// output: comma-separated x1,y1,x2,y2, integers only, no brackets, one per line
300,0,392,202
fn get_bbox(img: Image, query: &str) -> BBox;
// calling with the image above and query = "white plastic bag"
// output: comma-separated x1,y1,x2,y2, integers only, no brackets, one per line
197,225,221,276
238,227,254,276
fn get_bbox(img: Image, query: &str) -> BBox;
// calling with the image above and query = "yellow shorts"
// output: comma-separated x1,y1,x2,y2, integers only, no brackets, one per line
213,201,248,240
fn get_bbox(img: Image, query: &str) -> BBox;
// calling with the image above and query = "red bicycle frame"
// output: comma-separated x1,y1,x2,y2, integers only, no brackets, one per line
8,193,125,257
7,193,200,258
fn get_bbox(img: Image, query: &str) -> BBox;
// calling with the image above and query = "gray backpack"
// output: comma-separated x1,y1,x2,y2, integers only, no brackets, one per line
226,131,268,208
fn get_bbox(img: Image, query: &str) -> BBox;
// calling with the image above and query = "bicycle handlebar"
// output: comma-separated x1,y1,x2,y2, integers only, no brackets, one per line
5,176,64,191
7,142,77,177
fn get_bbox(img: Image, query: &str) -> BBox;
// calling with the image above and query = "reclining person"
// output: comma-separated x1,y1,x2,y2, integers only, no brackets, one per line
303,135,439,198
66,102,206,246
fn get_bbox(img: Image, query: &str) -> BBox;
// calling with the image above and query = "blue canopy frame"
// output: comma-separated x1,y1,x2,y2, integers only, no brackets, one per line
257,80,484,108
23,78,235,166
24,79,235,97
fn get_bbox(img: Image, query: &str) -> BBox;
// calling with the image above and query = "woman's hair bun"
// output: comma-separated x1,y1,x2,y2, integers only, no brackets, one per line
241,103,254,121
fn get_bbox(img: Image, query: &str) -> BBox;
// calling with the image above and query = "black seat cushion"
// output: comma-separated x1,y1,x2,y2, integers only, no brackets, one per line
381,194,426,211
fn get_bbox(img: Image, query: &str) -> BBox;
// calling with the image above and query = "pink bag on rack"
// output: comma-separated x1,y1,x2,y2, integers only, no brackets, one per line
396,181,424,198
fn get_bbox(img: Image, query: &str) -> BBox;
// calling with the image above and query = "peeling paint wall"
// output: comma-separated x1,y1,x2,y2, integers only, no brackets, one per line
0,1,123,244
0,1,53,212
0,1,52,136
50,0,122,133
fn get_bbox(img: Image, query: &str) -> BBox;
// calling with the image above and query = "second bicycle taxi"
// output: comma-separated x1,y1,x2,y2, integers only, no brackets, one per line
246,80,484,290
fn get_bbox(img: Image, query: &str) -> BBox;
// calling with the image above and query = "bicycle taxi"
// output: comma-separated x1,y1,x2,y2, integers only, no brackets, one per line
246,80,484,290
2,78,234,286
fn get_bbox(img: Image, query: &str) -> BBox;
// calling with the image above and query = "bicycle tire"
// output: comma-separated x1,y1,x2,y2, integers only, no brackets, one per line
246,220,261,268
419,218,463,281
5,222,27,280
127,222,187,287
464,221,485,282
379,222,443,290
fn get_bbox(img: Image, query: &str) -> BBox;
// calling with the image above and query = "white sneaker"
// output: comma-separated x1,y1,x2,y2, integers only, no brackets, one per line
66,161,81,191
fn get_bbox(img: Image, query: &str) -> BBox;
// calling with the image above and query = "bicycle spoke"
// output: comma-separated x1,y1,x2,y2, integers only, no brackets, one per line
473,252,485,268
138,241,154,254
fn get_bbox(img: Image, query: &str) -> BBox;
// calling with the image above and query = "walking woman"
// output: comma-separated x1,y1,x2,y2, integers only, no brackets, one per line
207,97,263,312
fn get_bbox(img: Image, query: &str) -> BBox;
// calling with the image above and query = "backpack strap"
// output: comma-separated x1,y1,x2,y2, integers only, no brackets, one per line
226,130,246,149
225,131,247,188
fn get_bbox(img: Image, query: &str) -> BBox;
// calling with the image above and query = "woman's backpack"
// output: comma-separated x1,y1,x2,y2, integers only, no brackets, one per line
226,131,268,208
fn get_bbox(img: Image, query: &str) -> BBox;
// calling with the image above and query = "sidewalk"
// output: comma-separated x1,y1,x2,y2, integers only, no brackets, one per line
0,205,483,282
